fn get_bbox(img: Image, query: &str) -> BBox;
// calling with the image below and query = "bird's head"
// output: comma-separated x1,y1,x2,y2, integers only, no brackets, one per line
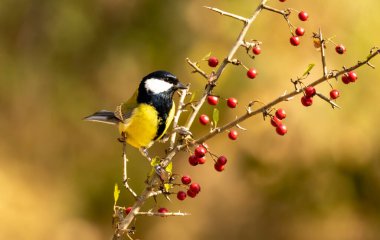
140,70,187,97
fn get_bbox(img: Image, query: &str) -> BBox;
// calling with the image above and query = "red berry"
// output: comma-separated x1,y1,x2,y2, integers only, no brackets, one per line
208,56,219,67
335,44,346,54
270,116,282,127
189,183,201,194
188,155,198,166
295,27,305,36
194,145,207,157
187,189,197,198
214,163,225,172
216,156,228,166
207,95,219,105
279,0,286,2
177,191,187,201
290,36,300,46
304,86,316,97
227,97,238,108
301,96,313,107
228,130,238,140
348,71,357,82
275,108,286,120
252,46,261,55
125,207,132,215
342,74,351,84
276,124,287,136
181,175,192,185
247,68,257,79
199,114,210,125
330,89,340,99
158,207,168,214
298,11,309,21
197,156,206,164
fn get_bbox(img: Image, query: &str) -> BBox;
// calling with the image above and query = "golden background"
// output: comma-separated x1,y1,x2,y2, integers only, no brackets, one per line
1,0,380,239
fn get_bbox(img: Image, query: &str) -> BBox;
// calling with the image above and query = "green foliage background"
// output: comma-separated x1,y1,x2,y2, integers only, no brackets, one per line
1,0,380,239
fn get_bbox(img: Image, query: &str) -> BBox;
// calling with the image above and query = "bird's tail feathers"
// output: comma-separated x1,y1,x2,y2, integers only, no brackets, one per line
83,110,120,125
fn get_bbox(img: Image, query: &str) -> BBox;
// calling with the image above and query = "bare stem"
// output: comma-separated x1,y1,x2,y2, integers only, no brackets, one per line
135,211,190,217
262,5,288,16
122,141,137,198
186,58,208,79
319,29,328,77
169,88,189,149
204,6,248,23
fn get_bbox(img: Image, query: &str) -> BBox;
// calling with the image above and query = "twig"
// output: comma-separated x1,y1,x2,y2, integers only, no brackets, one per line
319,29,328,78
169,88,189,149
186,58,208,79
315,92,341,109
204,6,248,24
135,211,190,217
122,141,137,198
262,5,289,16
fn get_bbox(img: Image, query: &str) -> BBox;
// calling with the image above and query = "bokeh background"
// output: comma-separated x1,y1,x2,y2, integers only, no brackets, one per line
1,0,380,239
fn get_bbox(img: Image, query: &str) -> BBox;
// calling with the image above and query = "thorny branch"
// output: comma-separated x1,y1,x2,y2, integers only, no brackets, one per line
188,49,380,146
113,1,270,238
112,0,380,238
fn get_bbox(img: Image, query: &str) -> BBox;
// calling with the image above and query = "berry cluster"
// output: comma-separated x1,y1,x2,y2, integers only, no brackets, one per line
177,175,201,200
189,145,207,166
214,155,228,172
270,108,288,136
342,71,358,84
288,10,309,46
301,86,316,107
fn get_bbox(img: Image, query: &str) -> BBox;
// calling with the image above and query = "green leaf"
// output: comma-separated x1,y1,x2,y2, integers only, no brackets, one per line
150,156,160,167
165,162,173,175
164,183,173,192
201,52,212,61
114,183,120,206
303,64,315,76
213,108,219,127
148,156,160,177
189,91,196,103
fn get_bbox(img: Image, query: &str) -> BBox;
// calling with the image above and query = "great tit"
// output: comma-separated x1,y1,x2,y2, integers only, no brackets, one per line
84,70,187,156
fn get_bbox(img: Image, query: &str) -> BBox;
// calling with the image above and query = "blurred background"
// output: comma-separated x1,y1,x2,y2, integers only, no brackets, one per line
1,0,380,239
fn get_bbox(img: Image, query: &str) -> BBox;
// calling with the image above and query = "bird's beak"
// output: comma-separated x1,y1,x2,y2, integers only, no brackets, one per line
175,81,188,90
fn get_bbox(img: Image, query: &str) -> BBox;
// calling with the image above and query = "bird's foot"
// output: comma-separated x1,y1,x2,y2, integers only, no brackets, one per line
139,147,152,162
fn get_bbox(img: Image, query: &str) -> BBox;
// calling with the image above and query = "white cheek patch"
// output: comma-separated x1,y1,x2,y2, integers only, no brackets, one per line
145,78,173,94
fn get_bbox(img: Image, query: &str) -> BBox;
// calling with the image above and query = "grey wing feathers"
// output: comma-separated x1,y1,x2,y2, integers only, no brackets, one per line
83,110,121,125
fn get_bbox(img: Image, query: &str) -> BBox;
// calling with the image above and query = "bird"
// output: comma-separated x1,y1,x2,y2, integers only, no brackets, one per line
84,70,187,158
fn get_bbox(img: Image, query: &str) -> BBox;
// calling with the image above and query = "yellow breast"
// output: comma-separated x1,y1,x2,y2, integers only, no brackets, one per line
118,104,159,148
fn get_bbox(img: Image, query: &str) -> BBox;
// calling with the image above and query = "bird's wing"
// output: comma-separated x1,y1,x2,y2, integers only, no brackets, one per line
115,90,139,122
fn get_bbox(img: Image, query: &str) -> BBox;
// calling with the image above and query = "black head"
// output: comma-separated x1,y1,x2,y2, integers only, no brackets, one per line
140,70,186,96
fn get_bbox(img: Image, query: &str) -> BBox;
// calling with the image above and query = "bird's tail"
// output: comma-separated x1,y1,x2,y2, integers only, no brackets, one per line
83,110,120,125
